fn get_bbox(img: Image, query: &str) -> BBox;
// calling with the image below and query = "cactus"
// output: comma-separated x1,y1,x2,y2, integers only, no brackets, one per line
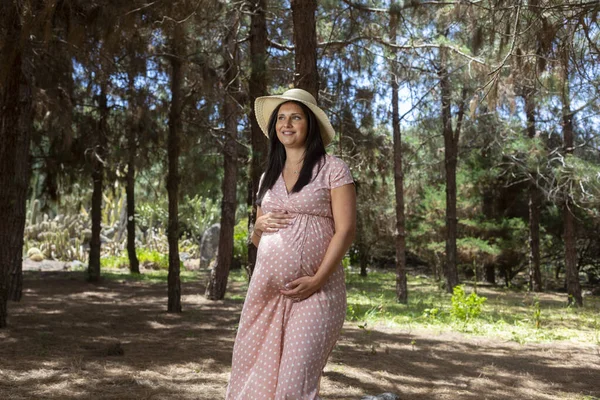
30,199,40,226
27,247,42,258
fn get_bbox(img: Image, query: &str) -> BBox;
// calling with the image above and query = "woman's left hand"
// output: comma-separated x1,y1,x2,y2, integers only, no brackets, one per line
280,276,323,301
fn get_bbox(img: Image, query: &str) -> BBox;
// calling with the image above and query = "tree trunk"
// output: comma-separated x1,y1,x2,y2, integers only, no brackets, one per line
1,4,33,321
523,88,543,292
127,74,140,274
247,0,268,281
167,23,184,313
206,11,239,300
390,12,407,303
291,0,319,99
481,116,496,285
88,81,108,283
561,47,582,306
438,46,460,293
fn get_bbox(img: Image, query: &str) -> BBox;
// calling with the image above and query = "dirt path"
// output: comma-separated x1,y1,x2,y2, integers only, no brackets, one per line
1,271,598,400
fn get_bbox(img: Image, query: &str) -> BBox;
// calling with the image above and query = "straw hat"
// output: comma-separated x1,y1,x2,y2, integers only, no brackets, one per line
254,88,335,146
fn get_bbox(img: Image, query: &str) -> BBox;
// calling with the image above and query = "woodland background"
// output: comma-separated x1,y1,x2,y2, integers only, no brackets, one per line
1,0,600,324
2,1,600,399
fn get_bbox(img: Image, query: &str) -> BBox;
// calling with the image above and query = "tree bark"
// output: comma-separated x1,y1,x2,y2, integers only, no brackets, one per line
561,46,582,306
206,11,239,300
291,0,319,99
167,23,184,313
88,80,108,282
127,74,140,274
438,46,460,293
481,135,495,284
390,12,407,303
1,3,33,320
247,0,268,281
523,88,543,292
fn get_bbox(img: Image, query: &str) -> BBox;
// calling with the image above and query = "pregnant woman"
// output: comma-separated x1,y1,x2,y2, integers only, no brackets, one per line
226,88,356,400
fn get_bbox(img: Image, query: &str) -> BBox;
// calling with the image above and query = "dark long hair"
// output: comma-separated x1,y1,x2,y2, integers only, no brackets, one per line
256,101,326,206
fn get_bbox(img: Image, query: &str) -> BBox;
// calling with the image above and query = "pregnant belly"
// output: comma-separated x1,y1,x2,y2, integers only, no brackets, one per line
255,233,304,291
255,221,334,290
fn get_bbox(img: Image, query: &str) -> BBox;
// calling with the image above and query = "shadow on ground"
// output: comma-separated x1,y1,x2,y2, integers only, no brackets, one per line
0,271,598,400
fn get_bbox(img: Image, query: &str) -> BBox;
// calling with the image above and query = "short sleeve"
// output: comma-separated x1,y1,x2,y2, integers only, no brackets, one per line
328,157,354,189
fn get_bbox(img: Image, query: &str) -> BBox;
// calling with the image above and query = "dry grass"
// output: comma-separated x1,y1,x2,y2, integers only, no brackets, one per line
1,270,599,400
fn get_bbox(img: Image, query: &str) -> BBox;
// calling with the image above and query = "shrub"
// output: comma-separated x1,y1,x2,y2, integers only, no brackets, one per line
450,285,486,322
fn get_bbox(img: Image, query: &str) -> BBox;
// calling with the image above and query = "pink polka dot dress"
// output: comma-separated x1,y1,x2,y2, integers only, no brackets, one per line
226,154,354,400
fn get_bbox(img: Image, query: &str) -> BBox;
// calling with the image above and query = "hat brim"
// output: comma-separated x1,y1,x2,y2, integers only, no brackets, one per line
254,95,335,146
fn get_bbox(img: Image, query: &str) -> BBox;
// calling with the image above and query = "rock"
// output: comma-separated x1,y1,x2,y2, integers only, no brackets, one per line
102,227,116,239
65,260,86,271
184,259,199,271
199,223,220,268
361,393,401,400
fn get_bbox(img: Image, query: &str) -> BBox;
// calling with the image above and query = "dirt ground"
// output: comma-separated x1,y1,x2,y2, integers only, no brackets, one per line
1,269,599,400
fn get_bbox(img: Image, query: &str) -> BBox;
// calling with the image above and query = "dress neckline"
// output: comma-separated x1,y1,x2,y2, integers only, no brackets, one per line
280,171,295,196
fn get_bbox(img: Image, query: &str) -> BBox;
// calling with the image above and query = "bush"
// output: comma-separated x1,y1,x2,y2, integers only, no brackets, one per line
450,285,486,322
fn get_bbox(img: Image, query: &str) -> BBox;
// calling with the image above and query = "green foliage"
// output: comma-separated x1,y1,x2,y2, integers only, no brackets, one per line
346,270,600,343
549,153,600,206
450,285,487,322
233,218,248,267
101,248,178,270
137,195,220,242
456,237,500,260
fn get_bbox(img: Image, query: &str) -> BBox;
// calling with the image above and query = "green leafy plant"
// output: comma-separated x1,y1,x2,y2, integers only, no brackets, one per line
422,307,440,320
450,285,487,322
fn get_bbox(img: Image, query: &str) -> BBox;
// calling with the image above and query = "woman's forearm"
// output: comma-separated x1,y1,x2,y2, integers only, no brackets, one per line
313,229,355,286
251,229,262,248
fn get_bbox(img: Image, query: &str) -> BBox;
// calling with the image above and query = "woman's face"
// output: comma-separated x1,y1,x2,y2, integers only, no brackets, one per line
275,102,308,149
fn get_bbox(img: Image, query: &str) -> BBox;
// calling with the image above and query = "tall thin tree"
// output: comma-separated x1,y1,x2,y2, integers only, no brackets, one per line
1,2,34,323
438,45,465,293
88,79,109,282
206,10,240,300
166,22,185,312
390,10,407,303
126,72,140,274
523,85,543,292
247,0,269,280
560,40,583,306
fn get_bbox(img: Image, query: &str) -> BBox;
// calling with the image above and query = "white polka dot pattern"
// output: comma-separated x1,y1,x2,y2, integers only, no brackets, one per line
226,155,354,400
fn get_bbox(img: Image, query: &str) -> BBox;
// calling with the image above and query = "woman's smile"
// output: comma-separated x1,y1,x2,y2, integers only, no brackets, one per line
276,102,308,147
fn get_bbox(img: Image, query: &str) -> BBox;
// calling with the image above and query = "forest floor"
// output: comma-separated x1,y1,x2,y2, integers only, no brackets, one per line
1,264,599,400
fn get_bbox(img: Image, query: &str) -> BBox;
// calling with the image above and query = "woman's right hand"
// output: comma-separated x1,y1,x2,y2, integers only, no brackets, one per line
255,211,294,234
